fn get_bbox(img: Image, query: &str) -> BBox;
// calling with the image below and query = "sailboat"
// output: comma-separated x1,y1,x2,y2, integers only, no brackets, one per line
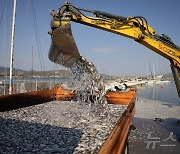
147,62,163,84
154,60,163,81
154,74,163,81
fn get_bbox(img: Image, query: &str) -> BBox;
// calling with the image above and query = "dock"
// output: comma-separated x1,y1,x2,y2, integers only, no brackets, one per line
129,97,180,154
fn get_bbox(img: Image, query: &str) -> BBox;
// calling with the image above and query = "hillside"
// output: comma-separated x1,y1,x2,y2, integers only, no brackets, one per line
0,67,71,78
0,67,173,80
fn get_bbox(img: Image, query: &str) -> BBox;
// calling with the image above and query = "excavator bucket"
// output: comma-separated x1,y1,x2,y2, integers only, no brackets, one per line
48,23,80,67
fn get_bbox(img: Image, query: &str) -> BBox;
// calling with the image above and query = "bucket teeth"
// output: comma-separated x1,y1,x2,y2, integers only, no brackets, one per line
48,23,80,67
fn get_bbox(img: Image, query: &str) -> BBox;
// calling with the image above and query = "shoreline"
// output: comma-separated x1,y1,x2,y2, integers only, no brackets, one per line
128,97,180,154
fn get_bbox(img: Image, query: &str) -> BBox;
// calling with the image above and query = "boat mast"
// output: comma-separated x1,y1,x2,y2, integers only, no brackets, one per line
148,61,153,79
9,0,17,94
153,63,156,80
31,46,33,91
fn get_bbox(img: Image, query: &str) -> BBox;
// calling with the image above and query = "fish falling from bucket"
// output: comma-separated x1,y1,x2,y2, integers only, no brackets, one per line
48,14,107,110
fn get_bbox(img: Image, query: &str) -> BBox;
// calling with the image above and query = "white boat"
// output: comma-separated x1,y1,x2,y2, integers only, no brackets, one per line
154,75,163,81
123,80,146,87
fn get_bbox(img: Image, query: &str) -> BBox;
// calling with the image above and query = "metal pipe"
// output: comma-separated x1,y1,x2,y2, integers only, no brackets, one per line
9,0,17,94
98,91,137,153
94,10,127,21
171,64,180,97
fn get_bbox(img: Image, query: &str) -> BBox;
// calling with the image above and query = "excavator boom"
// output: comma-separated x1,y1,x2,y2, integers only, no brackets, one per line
48,2,180,96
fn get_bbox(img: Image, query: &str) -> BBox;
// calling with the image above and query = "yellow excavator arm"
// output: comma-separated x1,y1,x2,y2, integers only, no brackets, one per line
48,2,180,96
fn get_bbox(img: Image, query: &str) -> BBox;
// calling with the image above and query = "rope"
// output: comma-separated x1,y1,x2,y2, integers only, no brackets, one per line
13,0,31,73
0,0,6,26
31,0,46,76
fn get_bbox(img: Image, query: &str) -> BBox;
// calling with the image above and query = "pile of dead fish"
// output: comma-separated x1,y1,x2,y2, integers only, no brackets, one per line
0,101,127,153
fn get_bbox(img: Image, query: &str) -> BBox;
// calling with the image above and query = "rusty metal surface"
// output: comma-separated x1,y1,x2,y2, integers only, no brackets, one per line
55,86,76,101
49,23,80,67
106,89,136,105
55,86,137,105
98,90,137,154
0,89,56,111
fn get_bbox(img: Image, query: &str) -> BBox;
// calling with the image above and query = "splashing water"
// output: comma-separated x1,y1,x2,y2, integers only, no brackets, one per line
70,56,107,114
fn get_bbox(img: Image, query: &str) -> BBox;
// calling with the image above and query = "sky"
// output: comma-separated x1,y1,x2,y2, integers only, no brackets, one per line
0,0,180,76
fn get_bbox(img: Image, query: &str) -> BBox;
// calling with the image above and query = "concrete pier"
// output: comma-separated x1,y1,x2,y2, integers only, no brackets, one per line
129,97,180,154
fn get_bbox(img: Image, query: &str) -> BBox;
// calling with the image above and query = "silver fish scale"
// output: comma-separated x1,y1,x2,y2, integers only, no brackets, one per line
0,100,127,153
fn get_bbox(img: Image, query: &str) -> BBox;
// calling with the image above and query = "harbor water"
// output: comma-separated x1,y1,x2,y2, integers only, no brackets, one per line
137,81,180,105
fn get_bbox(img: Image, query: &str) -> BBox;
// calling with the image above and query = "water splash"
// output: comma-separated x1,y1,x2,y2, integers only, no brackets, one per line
70,56,107,114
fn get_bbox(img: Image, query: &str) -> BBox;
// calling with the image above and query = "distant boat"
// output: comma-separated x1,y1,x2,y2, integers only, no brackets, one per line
147,75,163,85
154,75,163,81
146,61,163,84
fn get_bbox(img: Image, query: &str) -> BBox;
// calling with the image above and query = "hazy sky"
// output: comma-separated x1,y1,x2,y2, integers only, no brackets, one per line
0,0,180,76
